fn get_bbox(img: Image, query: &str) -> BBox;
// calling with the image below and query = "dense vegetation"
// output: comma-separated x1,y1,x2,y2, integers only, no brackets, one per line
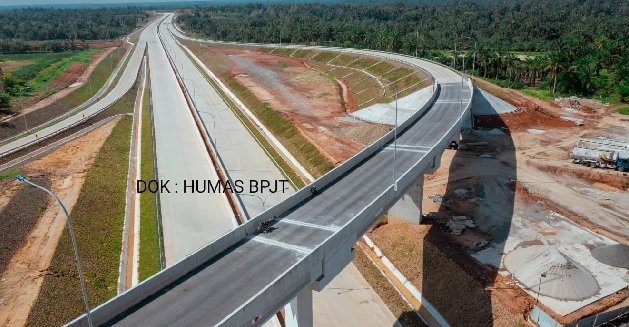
178,0,629,101
0,7,148,53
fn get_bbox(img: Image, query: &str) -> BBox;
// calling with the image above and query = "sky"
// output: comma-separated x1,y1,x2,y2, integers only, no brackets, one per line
0,0,214,5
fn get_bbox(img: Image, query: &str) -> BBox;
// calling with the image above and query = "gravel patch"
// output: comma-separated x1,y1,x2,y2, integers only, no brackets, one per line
471,87,517,116
591,244,629,269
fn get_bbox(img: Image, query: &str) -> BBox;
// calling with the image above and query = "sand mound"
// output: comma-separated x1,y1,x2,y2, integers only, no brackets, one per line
504,245,599,300
591,244,629,269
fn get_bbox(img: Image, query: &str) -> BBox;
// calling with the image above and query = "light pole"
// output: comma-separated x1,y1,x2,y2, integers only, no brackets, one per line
536,272,547,322
181,77,196,98
242,187,289,210
17,86,29,131
15,175,93,327
368,74,398,192
463,36,477,77
198,108,230,147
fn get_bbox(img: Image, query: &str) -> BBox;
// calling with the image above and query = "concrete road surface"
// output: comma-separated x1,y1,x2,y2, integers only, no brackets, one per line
314,264,401,326
163,15,402,326
160,17,295,218
144,17,235,264
0,20,153,157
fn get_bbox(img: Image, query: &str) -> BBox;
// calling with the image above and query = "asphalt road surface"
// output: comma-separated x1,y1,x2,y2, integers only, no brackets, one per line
145,17,236,264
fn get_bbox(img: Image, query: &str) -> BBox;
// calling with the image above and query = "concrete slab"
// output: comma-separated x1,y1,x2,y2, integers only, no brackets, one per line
352,87,432,125
471,86,517,116
313,264,402,327
472,201,629,316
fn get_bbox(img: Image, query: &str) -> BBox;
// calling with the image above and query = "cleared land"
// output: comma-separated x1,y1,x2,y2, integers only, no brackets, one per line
0,118,121,327
26,115,132,326
0,42,128,140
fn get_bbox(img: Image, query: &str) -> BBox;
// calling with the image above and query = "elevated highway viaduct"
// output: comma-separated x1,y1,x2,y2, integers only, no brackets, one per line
68,14,473,327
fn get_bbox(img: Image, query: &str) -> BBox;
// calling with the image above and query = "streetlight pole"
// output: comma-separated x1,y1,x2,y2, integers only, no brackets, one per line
464,36,477,77
18,86,28,131
536,272,547,322
15,175,93,327
242,187,289,210
198,108,229,148
368,75,398,192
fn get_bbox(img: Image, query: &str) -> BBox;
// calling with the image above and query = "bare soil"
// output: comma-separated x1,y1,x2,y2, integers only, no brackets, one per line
0,118,119,327
16,46,117,117
0,61,32,74
207,46,389,164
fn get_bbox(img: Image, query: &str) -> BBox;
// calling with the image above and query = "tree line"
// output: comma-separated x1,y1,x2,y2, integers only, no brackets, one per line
177,0,628,101
0,7,149,53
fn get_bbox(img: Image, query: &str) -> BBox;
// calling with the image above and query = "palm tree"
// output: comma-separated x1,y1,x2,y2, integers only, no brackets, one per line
545,51,564,94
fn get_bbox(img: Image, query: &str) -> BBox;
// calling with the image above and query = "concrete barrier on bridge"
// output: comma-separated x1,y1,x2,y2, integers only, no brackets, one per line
67,37,473,326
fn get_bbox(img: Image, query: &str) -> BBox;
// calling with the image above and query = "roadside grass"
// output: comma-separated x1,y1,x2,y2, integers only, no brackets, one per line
0,177,51,275
0,168,23,181
63,46,127,108
617,107,629,115
30,50,98,92
310,51,336,62
223,76,335,177
26,115,133,327
138,74,161,281
521,87,555,101
305,52,428,109
179,40,313,184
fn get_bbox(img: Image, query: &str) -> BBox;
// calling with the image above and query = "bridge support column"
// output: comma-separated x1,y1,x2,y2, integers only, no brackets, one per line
285,287,313,327
388,174,424,224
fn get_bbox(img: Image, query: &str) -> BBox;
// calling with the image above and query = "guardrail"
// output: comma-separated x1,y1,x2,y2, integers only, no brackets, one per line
0,45,146,160
0,39,136,148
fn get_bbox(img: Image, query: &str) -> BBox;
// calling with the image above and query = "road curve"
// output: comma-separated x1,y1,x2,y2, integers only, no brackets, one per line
68,16,472,327
0,22,152,158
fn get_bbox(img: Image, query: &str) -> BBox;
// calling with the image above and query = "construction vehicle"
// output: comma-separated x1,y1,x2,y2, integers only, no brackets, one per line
571,138,629,171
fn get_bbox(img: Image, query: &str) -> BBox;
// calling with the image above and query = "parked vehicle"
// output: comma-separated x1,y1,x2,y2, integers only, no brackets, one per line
571,139,629,171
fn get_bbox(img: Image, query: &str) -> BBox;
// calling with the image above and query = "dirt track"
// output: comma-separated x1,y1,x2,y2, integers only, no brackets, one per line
0,118,119,327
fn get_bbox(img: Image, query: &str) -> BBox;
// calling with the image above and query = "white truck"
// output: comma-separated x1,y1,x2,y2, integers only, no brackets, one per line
571,138,629,171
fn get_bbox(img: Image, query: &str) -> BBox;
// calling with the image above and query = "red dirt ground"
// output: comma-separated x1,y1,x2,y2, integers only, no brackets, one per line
221,47,388,163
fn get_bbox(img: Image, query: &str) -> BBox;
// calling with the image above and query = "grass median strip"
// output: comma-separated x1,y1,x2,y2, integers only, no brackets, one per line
138,75,161,281
26,116,133,327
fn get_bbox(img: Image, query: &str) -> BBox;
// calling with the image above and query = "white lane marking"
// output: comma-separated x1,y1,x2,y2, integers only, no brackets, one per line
249,236,311,254
281,219,340,232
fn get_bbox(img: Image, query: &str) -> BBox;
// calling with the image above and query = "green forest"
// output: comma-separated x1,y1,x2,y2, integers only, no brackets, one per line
177,0,629,102
0,7,148,53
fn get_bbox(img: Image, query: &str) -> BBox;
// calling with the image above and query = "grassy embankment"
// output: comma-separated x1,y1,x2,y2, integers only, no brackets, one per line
1,51,93,100
26,90,136,326
179,40,316,182
138,73,161,281
263,47,429,110
63,45,130,108
618,107,629,115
